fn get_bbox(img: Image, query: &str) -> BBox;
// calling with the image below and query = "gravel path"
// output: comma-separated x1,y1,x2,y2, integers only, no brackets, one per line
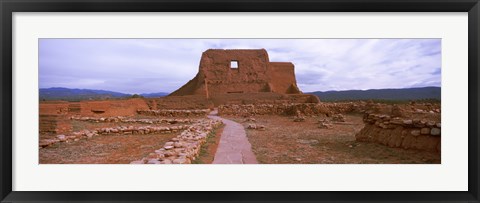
208,110,258,164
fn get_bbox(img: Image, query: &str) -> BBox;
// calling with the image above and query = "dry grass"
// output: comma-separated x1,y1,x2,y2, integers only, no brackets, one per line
192,125,225,164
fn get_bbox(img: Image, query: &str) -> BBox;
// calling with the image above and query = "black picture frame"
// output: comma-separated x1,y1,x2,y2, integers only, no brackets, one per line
1,0,479,202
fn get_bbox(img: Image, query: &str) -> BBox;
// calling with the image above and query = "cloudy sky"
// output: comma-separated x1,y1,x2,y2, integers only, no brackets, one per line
39,39,441,94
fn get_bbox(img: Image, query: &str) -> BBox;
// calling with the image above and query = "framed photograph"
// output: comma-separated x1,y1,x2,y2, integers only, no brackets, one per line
1,0,479,202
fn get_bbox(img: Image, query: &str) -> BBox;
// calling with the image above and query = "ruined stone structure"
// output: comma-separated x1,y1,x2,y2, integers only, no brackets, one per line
170,49,302,97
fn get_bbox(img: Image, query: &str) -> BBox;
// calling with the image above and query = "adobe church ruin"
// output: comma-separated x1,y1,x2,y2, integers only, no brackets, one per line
170,49,302,97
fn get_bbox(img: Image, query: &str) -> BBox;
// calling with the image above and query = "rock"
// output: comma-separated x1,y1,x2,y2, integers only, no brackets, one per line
247,124,257,129
56,134,66,141
173,158,188,164
147,159,162,164
130,160,145,164
420,128,430,135
164,151,175,156
146,153,159,159
86,133,94,138
332,114,346,122
426,121,436,127
162,159,173,164
436,123,441,128
293,116,305,122
403,120,413,125
411,130,421,136
318,122,333,129
164,146,174,150
431,128,441,136
297,139,319,145
390,118,403,125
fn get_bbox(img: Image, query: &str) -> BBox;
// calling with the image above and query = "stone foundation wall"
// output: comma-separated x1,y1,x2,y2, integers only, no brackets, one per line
70,116,194,124
137,109,210,117
355,113,441,153
217,103,353,116
39,124,189,148
131,119,223,164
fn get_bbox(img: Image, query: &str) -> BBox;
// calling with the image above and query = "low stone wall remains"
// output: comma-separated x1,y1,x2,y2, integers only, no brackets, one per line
355,113,441,153
130,119,223,164
70,116,194,124
137,109,210,117
217,103,333,116
39,124,189,148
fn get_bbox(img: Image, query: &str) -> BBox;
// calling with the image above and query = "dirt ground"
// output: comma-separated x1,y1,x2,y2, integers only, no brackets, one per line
227,114,440,164
39,132,177,164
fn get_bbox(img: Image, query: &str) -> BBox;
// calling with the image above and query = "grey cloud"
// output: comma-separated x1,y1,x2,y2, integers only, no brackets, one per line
39,39,441,93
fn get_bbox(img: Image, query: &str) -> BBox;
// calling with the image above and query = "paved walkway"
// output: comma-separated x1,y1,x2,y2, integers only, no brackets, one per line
208,110,258,164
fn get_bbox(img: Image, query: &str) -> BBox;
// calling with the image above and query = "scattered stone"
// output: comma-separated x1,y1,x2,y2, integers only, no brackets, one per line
293,116,305,122
297,139,319,145
318,122,333,129
331,114,346,122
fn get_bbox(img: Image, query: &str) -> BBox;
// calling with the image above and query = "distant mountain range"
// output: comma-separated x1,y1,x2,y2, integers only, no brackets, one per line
39,87,168,101
139,92,170,98
307,86,440,102
40,87,440,102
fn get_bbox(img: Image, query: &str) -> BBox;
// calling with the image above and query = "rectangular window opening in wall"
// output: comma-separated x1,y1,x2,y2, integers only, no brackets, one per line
230,61,238,69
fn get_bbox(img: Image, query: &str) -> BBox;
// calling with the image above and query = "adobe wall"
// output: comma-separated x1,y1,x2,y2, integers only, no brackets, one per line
145,95,214,110
76,99,149,117
269,62,300,93
170,49,301,97
39,98,150,117
39,115,72,134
